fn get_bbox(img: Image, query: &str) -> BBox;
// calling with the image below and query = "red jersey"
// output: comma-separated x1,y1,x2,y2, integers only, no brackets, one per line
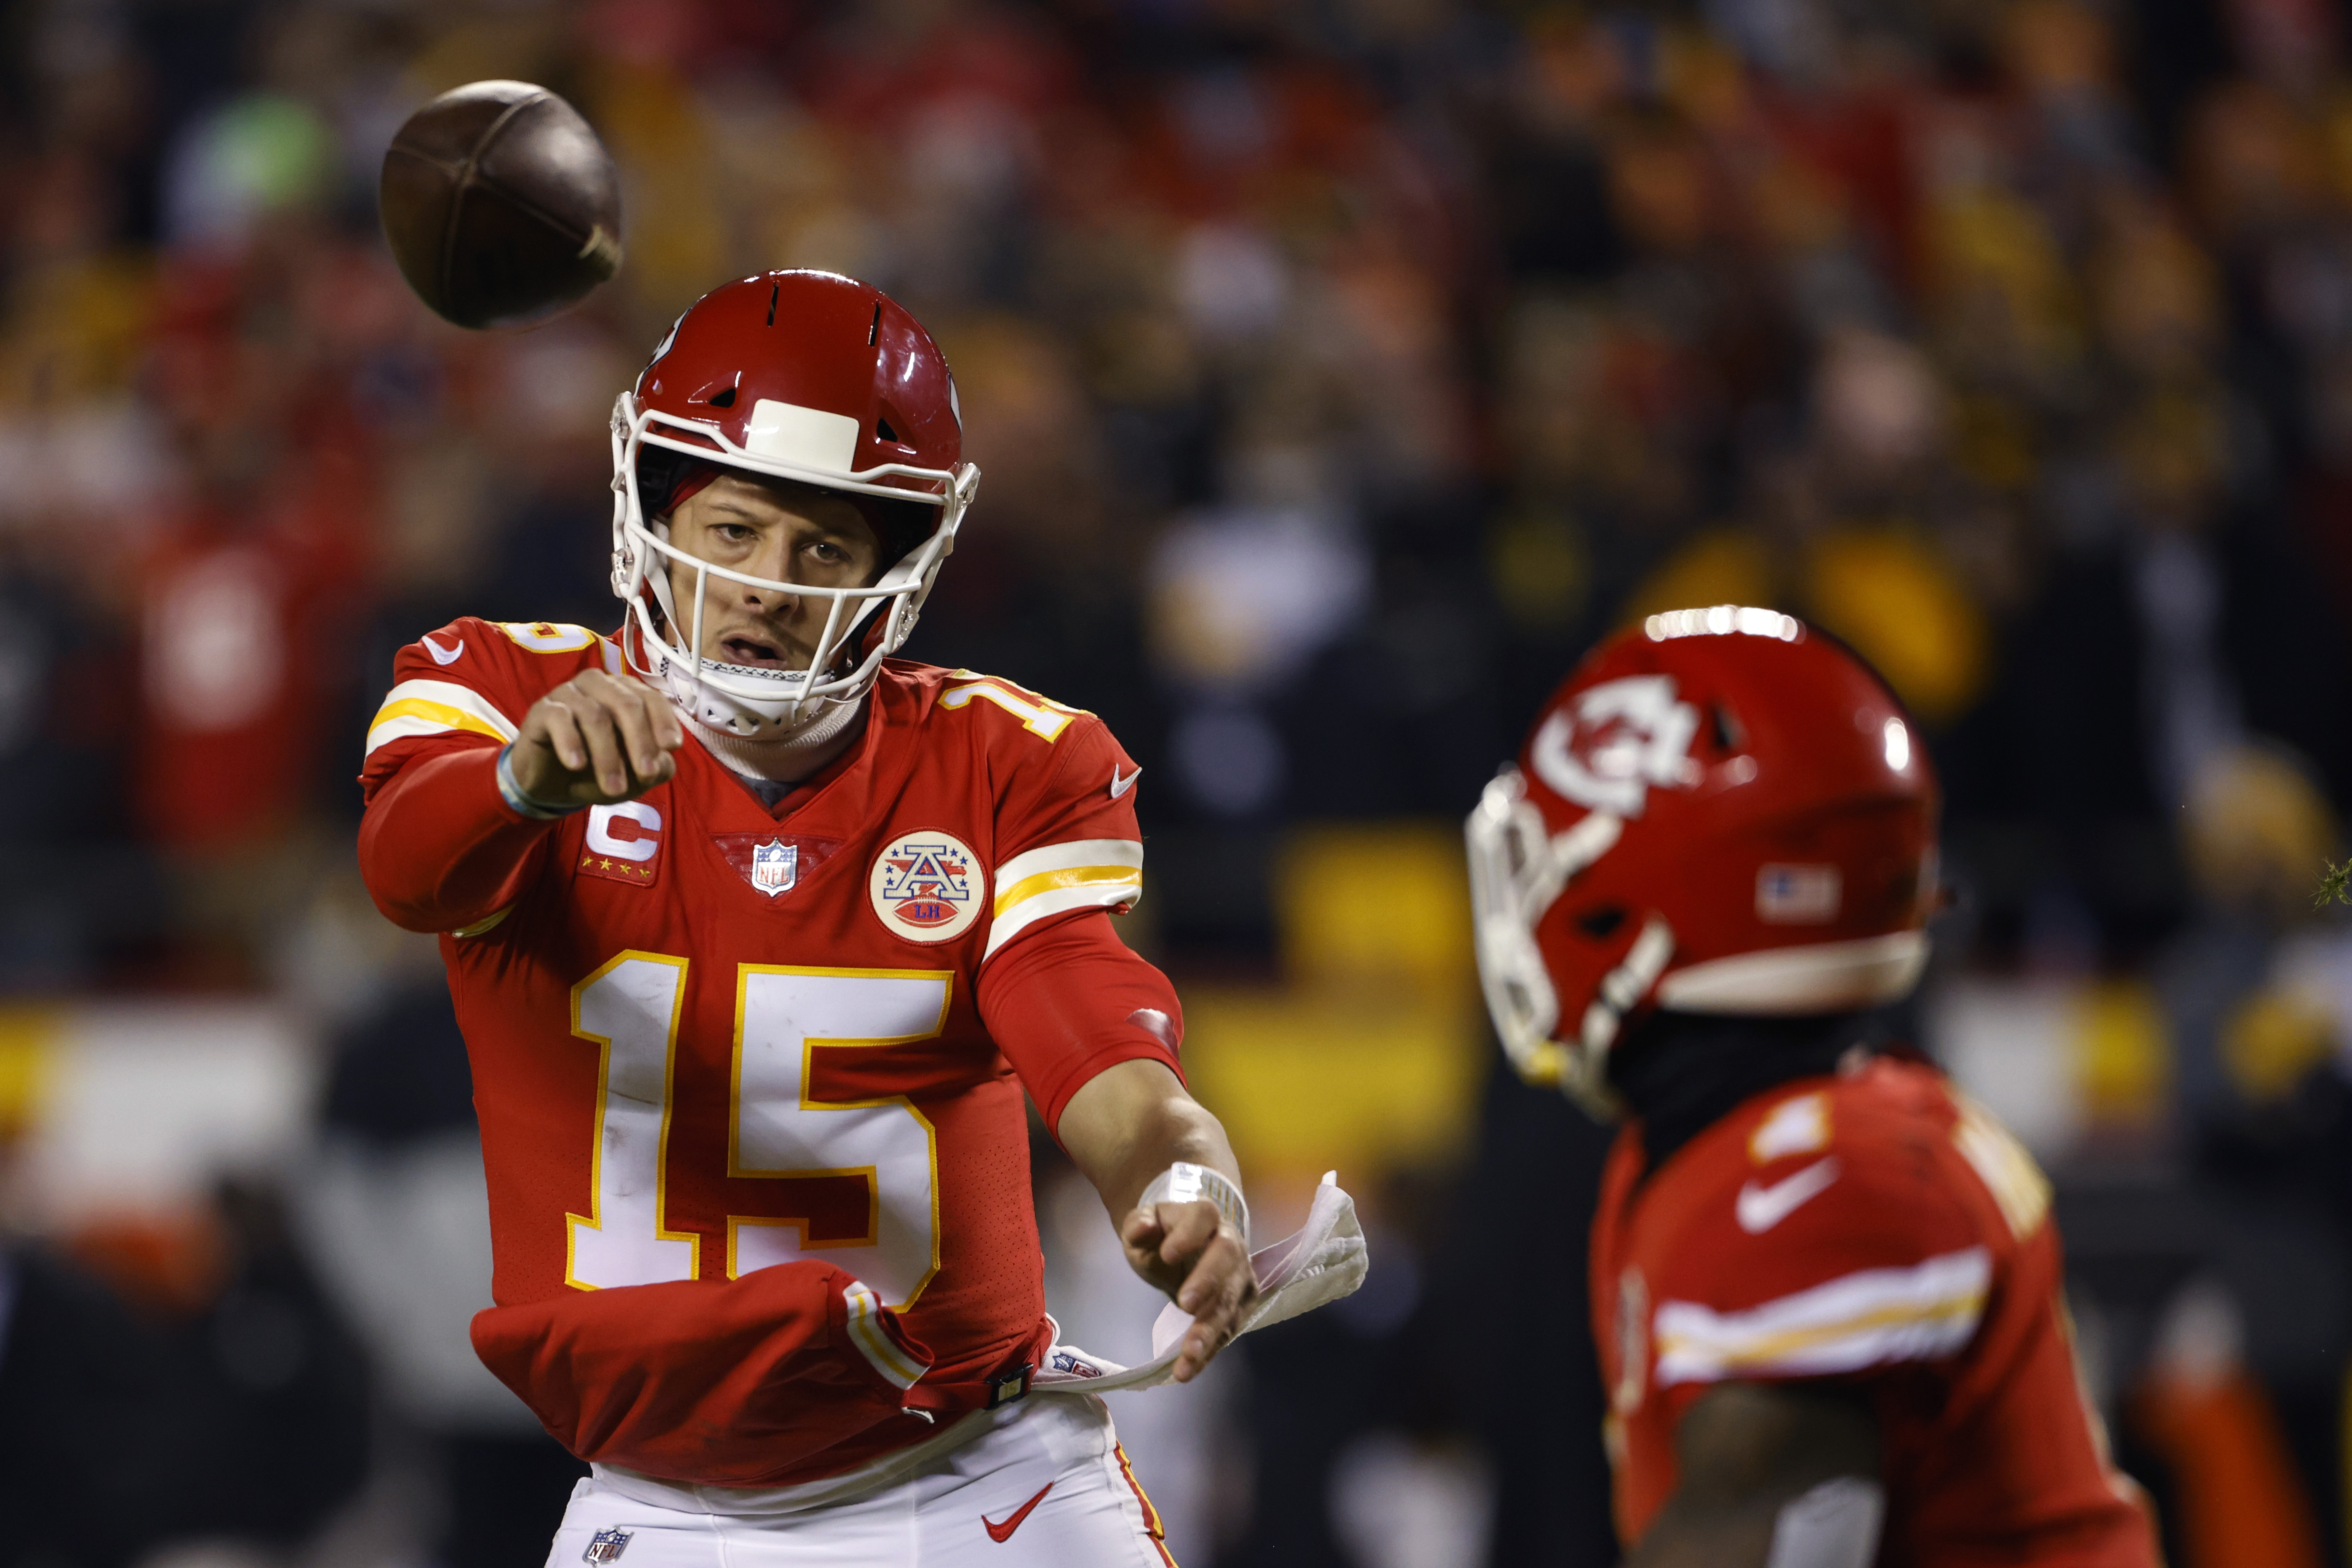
1590,1057,2158,1566
357,618,1180,1488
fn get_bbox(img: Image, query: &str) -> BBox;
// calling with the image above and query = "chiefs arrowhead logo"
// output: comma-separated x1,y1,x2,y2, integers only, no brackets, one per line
1530,675,1701,818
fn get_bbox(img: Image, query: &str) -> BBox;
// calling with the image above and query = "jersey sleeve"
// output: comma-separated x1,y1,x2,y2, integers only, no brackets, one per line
976,687,1146,964
1642,1087,2004,1396
356,618,614,932
359,617,617,797
976,909,1185,1135
472,1261,953,1486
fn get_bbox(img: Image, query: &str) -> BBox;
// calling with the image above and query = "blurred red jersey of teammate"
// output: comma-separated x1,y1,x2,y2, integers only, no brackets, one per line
1592,1055,2157,1565
357,616,1176,1490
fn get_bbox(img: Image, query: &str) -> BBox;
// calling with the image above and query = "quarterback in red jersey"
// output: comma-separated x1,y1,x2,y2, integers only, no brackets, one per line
1466,608,2160,1568
357,271,1274,1565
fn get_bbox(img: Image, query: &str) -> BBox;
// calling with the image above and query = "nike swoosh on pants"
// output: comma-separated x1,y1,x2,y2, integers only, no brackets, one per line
983,1481,1054,1543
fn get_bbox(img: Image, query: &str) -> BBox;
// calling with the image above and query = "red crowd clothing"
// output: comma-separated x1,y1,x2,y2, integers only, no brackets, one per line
1590,1056,2160,1567
357,617,1181,1489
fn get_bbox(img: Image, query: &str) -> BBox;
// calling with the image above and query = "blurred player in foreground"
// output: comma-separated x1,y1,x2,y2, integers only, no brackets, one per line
356,270,1359,1565
1467,609,2160,1567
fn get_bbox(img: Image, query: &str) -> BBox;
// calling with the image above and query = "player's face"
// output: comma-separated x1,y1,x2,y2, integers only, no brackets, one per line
662,475,884,671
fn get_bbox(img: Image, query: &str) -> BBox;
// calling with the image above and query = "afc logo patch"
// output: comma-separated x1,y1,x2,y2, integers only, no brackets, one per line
869,830,983,942
583,1527,632,1563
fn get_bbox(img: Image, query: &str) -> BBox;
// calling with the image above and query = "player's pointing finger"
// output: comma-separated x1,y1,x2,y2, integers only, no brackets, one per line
566,693,631,795
600,682,671,781
536,698,589,773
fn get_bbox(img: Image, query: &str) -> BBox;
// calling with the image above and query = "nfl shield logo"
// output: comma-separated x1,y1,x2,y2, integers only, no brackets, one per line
584,1528,631,1564
750,838,798,898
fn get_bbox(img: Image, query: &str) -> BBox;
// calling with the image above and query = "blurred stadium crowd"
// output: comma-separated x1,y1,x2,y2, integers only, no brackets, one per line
5,0,2352,1564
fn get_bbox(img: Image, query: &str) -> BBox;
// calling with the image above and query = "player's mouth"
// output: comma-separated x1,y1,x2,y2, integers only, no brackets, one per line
718,634,796,670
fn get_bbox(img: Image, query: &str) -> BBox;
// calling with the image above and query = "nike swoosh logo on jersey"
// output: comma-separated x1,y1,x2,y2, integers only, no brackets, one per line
421,633,464,666
1736,1157,1841,1234
982,1481,1053,1543
1109,766,1140,800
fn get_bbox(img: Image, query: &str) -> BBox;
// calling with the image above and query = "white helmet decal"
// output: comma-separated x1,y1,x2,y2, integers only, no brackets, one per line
1529,675,1701,818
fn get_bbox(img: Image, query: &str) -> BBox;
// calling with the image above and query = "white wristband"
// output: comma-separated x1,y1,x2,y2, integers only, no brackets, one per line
1139,1162,1248,1246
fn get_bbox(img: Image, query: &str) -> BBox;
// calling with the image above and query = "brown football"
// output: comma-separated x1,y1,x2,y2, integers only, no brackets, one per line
379,80,623,331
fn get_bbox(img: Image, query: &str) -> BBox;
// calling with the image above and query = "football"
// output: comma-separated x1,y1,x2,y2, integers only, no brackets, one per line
379,79,623,331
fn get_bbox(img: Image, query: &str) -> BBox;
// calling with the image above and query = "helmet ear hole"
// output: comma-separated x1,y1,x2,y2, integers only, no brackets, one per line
1576,905,1628,940
1709,702,1743,753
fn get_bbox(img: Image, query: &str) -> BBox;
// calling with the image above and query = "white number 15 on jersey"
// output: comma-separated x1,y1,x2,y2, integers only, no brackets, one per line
566,954,945,1309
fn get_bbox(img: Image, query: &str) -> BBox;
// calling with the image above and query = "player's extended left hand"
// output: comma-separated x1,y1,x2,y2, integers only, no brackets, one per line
1119,1198,1257,1382
511,668,685,806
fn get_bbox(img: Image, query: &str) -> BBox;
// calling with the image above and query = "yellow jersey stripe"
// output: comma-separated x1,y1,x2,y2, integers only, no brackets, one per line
450,906,513,939
1657,1293,1986,1369
994,863,1142,918
1651,1247,1990,1386
842,1283,927,1388
369,697,512,744
365,679,519,757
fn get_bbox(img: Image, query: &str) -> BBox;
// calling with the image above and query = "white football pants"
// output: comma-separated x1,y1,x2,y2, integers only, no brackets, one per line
543,1395,1176,1567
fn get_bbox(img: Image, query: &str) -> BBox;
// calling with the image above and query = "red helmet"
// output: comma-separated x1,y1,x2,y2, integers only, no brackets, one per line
1467,606,1940,1116
608,270,981,735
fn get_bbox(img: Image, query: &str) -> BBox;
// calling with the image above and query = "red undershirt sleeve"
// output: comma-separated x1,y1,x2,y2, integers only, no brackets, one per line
358,741,559,933
976,909,1186,1138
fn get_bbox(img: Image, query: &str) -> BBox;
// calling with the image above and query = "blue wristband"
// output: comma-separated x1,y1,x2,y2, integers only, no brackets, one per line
496,744,588,820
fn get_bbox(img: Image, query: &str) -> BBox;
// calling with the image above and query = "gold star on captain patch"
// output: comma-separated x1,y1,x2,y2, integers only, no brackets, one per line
598,858,614,871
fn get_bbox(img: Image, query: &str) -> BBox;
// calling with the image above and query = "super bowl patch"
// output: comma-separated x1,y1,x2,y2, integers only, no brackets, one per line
870,830,983,942
583,1528,632,1563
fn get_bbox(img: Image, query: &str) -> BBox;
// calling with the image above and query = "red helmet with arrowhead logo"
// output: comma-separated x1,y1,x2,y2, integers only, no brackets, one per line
1466,606,1940,1116
608,269,980,737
